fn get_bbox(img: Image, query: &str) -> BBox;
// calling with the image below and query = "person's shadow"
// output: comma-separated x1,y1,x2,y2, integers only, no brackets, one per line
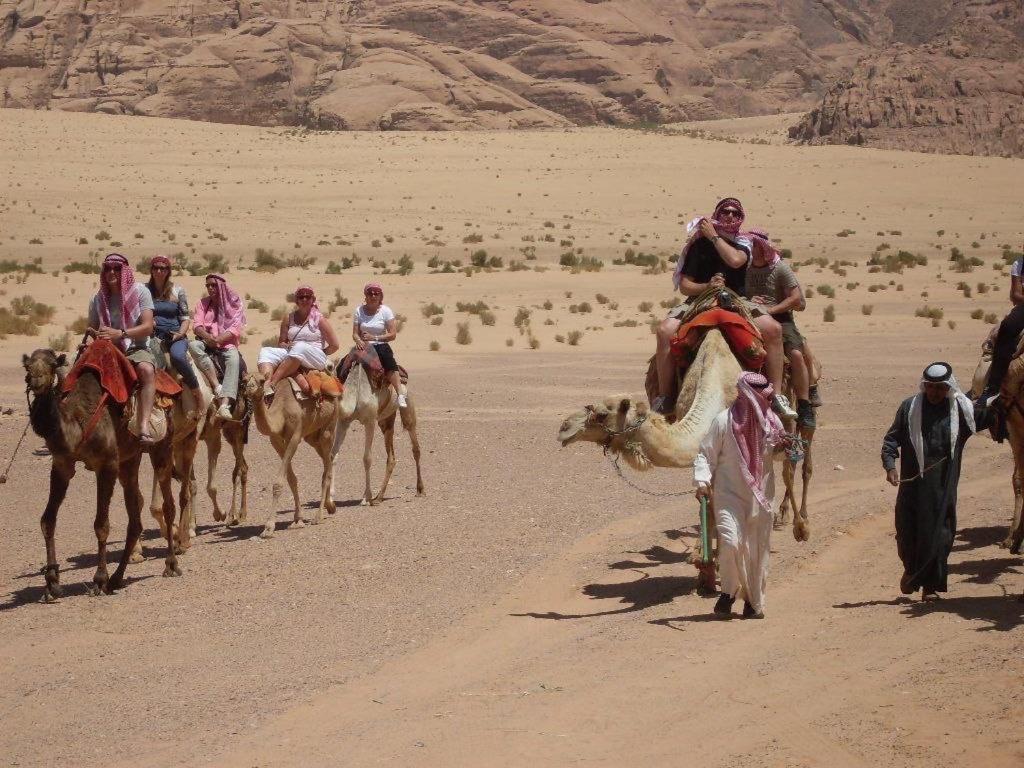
834,590,1023,632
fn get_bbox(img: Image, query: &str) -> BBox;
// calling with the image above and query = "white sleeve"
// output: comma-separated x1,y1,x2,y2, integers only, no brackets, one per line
693,412,727,487
1013,258,1023,278
382,305,395,322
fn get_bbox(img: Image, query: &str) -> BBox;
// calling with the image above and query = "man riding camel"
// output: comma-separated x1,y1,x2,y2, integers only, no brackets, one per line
654,197,796,419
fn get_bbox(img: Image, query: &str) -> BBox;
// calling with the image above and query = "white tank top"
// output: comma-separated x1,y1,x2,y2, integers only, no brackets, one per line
288,313,323,347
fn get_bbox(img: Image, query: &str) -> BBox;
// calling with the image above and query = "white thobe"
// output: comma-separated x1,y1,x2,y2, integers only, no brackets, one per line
693,409,776,612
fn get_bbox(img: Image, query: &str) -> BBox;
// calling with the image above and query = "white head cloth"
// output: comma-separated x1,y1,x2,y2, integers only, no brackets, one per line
908,362,976,472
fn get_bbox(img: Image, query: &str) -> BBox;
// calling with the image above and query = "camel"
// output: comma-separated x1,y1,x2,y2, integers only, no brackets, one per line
330,361,425,506
242,373,338,537
970,334,1024,553
557,329,810,568
22,348,179,601
133,367,249,561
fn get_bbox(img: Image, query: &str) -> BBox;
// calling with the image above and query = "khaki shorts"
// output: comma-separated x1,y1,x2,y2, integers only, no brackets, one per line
126,347,156,367
780,320,805,354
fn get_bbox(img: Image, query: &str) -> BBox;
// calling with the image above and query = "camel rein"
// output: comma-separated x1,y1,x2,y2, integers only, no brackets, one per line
598,413,695,498
0,383,32,484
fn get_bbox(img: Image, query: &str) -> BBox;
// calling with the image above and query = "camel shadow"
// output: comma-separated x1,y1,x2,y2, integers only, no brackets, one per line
950,557,1022,585
0,572,154,611
953,525,1008,552
610,544,691,570
834,592,1023,632
512,571,698,620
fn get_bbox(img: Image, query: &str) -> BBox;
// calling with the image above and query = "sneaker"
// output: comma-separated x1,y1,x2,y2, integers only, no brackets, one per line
796,399,816,429
713,593,735,618
772,393,798,420
217,403,232,420
398,393,408,409
808,384,823,408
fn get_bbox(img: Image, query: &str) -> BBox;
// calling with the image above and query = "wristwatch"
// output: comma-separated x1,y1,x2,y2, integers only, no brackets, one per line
711,235,721,242
120,329,127,340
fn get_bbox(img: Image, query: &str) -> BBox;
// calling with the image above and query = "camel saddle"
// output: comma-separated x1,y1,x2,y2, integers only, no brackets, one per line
336,346,408,390
669,301,766,376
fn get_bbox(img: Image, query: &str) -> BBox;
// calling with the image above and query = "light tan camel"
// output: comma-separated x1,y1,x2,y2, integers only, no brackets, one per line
242,373,338,537
970,334,1024,553
330,362,425,505
22,348,179,600
557,329,811,540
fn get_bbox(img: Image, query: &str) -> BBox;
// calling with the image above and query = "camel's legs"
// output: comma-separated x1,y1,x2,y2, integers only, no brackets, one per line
361,420,376,506
1006,427,1024,552
40,458,74,602
400,400,425,496
373,412,398,504
311,431,335,524
793,427,813,542
111,452,150,588
205,427,225,522
226,423,248,523
148,442,181,577
329,418,354,501
776,457,795,530
173,440,195,554
89,464,117,595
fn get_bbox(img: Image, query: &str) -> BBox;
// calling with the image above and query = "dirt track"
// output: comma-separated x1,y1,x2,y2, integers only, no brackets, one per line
2,334,1021,768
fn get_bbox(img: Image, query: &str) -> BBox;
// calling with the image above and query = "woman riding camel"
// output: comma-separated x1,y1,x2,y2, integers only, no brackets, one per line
257,285,340,401
190,274,246,420
86,252,158,443
654,198,795,419
977,242,1024,431
146,255,206,417
354,281,406,408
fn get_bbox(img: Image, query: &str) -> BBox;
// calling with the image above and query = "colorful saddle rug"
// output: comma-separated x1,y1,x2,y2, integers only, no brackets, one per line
669,307,767,374
337,346,408,390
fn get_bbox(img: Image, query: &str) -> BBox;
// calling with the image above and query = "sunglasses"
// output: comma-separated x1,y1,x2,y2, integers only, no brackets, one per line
205,283,218,289
151,266,170,272
718,209,742,218
296,294,314,301
365,291,382,297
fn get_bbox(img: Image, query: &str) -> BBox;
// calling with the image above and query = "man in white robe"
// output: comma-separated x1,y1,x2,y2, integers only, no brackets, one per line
694,371,785,619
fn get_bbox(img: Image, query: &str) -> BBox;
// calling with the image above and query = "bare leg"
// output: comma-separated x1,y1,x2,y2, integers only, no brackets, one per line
136,362,156,440
40,458,74,602
655,318,682,399
388,370,402,402
752,316,784,392
257,362,274,378
787,348,810,402
802,338,821,386
268,356,301,387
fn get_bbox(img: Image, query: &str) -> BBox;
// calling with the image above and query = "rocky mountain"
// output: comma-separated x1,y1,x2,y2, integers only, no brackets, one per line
1,0,1021,155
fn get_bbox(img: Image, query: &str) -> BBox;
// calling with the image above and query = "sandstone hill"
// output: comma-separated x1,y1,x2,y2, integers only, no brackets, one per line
1,0,1022,156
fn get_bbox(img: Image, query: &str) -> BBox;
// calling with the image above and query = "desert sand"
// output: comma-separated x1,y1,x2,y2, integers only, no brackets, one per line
0,108,1022,767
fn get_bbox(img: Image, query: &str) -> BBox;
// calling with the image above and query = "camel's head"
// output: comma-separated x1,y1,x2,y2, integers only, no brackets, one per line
22,349,66,396
241,372,266,400
557,395,649,447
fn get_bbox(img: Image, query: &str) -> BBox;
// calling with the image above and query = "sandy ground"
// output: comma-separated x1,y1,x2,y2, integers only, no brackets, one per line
0,109,1022,767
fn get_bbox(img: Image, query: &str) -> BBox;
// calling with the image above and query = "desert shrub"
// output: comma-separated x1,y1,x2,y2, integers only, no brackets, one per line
253,248,285,272
823,304,836,322
816,284,837,299
371,239,381,248
914,305,944,320
867,250,926,273
948,320,956,329
528,335,540,349
861,304,873,315
931,317,941,327
555,334,565,343
576,302,593,313
11,295,55,323
69,315,89,334
456,300,489,314
1001,247,1023,265
984,312,998,324
48,331,71,352
613,249,659,268
505,338,514,347
421,302,444,318
970,308,984,320
430,315,443,326
542,300,553,310
327,289,348,315
63,259,102,274
507,260,529,272
427,255,442,268
270,304,289,321
429,341,440,351
835,229,855,237
638,301,654,313
463,232,483,243
514,308,531,328
0,258,43,274
479,310,496,326
977,282,990,294
455,322,472,345
567,330,583,346
395,254,414,275
247,298,269,313
613,319,640,327
949,247,983,272
595,293,609,305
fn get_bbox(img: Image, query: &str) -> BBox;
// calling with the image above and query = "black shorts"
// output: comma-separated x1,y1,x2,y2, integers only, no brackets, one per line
374,343,399,372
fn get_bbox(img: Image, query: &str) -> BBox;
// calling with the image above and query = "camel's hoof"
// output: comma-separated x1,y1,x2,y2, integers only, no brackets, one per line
42,591,60,604
1011,541,1022,556
359,498,370,507
87,582,104,597
416,490,425,497
291,519,306,529
129,551,144,564
188,527,196,538
793,522,810,543
106,576,124,593
227,518,239,527
212,510,226,522
259,529,274,539
1000,537,1012,549
162,564,182,577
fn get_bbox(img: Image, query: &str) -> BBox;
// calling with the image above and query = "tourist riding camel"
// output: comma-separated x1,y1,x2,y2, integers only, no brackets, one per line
257,285,340,402
85,253,158,443
353,281,406,408
743,229,816,428
976,242,1024,438
145,254,206,418
883,363,992,601
695,371,784,619
654,198,796,420
190,273,245,420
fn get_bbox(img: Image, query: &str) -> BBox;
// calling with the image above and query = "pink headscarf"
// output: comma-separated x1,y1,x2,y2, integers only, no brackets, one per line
729,371,785,513
206,274,246,329
97,253,141,350
364,281,383,295
293,285,322,331
746,228,781,268
672,198,747,290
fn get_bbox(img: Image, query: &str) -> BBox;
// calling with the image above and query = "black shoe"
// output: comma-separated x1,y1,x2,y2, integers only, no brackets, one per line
808,384,823,408
742,602,765,619
713,593,735,618
796,399,816,429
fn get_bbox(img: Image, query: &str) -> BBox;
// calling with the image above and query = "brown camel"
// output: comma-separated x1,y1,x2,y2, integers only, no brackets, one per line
558,330,810,569
242,373,338,537
330,361,425,506
970,334,1024,553
22,348,179,601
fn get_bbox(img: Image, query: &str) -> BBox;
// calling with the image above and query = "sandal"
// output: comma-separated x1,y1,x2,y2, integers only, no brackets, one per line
139,431,157,446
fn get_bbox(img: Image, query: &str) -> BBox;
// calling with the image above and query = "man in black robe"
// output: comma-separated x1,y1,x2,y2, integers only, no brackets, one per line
882,362,991,600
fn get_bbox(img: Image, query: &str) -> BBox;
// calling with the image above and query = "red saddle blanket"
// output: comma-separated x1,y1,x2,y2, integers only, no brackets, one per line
669,308,767,372
63,339,182,404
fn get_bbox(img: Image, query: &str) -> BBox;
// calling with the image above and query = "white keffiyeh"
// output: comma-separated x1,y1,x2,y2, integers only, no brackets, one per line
907,362,976,473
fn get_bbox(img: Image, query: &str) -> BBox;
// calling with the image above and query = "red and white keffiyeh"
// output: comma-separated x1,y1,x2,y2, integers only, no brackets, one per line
729,371,785,512
96,253,140,350
293,284,322,331
745,228,781,268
